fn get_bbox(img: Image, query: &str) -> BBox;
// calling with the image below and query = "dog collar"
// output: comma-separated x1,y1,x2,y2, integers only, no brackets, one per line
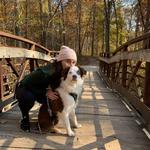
69,93,78,102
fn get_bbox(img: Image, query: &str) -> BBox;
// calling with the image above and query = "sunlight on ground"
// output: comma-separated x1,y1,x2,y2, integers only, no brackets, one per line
100,120,115,139
73,136,97,149
99,108,109,114
92,87,101,91
81,91,93,100
0,139,6,146
100,121,121,150
83,87,93,91
94,92,105,99
46,135,67,145
81,90,107,100
10,138,36,148
0,69,148,150
105,139,121,150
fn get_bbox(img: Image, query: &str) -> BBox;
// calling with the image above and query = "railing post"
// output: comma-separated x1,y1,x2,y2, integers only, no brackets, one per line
99,56,103,74
29,59,35,72
103,53,106,75
106,53,110,78
111,62,116,81
29,44,35,72
122,47,127,87
0,59,3,100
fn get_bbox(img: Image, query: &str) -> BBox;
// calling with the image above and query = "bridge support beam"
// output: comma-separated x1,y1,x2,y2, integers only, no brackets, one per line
29,59,35,72
143,62,150,107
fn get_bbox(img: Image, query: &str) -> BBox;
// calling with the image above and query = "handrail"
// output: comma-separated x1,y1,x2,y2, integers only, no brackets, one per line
100,49,150,64
0,46,52,61
0,31,59,112
0,31,58,54
114,32,150,54
99,32,150,126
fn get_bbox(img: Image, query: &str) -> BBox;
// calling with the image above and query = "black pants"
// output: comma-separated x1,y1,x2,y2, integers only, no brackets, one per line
15,86,46,119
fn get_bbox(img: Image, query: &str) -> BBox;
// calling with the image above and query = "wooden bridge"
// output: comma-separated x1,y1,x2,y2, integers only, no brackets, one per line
0,31,150,149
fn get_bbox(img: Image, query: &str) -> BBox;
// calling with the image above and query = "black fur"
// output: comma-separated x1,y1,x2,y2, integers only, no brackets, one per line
78,66,87,77
62,67,70,80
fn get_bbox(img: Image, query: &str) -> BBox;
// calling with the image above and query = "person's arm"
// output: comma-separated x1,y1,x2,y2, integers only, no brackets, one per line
46,88,59,100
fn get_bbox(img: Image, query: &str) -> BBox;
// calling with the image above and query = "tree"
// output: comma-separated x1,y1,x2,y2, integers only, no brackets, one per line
103,0,112,55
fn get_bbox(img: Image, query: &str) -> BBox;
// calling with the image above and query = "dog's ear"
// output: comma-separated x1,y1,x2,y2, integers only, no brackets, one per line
78,66,87,77
61,67,70,80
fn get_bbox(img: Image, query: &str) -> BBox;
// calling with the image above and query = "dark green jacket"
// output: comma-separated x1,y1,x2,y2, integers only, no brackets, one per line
20,61,62,100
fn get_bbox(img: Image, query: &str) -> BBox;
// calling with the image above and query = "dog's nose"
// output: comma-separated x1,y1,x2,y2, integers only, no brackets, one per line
72,75,77,80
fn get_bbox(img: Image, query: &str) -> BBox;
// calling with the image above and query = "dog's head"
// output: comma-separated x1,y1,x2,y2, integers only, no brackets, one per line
62,66,86,84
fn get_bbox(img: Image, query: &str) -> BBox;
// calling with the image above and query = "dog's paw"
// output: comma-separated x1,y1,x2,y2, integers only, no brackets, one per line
74,123,82,128
68,130,75,136
50,127,62,134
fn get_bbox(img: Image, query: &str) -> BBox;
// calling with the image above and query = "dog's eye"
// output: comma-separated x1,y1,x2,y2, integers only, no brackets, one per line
77,70,80,75
69,71,72,74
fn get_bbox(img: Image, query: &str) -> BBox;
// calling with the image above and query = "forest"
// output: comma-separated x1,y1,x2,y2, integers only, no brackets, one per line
0,0,149,56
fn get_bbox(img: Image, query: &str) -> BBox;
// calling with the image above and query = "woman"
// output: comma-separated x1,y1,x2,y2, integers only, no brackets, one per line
15,45,77,132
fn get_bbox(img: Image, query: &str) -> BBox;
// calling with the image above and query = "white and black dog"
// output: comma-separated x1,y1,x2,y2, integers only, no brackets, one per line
38,66,86,136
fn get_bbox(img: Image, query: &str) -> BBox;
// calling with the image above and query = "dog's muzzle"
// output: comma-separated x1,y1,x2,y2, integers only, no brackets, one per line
72,75,77,81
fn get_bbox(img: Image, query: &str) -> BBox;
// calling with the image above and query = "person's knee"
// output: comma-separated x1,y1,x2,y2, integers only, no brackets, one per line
16,87,35,111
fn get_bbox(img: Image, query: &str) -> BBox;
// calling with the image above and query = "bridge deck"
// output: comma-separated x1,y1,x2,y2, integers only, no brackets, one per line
0,66,149,150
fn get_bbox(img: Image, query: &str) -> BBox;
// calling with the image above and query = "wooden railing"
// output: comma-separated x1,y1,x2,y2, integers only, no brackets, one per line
99,32,150,127
0,31,59,112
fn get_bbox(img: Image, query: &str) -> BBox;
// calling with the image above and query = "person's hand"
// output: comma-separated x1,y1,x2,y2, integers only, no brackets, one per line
46,90,59,100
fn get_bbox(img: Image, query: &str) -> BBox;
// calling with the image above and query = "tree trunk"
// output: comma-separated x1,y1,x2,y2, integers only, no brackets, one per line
60,1,66,45
103,0,111,55
76,0,81,55
39,0,44,45
112,0,118,49
25,0,29,38
91,2,96,56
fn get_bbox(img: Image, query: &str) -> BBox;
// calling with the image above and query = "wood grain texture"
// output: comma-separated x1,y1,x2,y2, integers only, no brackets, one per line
0,47,53,61
0,68,149,149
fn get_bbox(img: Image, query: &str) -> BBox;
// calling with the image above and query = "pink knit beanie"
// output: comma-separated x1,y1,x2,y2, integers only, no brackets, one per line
56,46,77,62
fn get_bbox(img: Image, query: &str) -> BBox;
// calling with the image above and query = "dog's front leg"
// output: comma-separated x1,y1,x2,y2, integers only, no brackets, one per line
70,109,82,128
61,112,75,136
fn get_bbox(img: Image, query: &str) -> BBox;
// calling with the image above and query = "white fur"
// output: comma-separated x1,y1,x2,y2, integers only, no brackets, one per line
56,66,84,136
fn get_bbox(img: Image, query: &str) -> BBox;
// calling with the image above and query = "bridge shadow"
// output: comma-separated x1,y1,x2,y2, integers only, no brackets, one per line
75,70,150,150
0,69,150,149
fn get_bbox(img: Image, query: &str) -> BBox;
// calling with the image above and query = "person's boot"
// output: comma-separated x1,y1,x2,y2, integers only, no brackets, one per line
20,117,30,132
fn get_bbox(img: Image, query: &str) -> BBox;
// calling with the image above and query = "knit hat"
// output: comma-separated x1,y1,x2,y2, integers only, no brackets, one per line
56,46,77,62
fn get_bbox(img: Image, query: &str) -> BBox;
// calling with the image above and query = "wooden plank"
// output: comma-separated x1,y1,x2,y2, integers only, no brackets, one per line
0,31,52,53
114,31,150,54
6,58,19,77
0,47,53,61
99,70,150,125
0,68,149,149
99,49,150,64
127,61,141,88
